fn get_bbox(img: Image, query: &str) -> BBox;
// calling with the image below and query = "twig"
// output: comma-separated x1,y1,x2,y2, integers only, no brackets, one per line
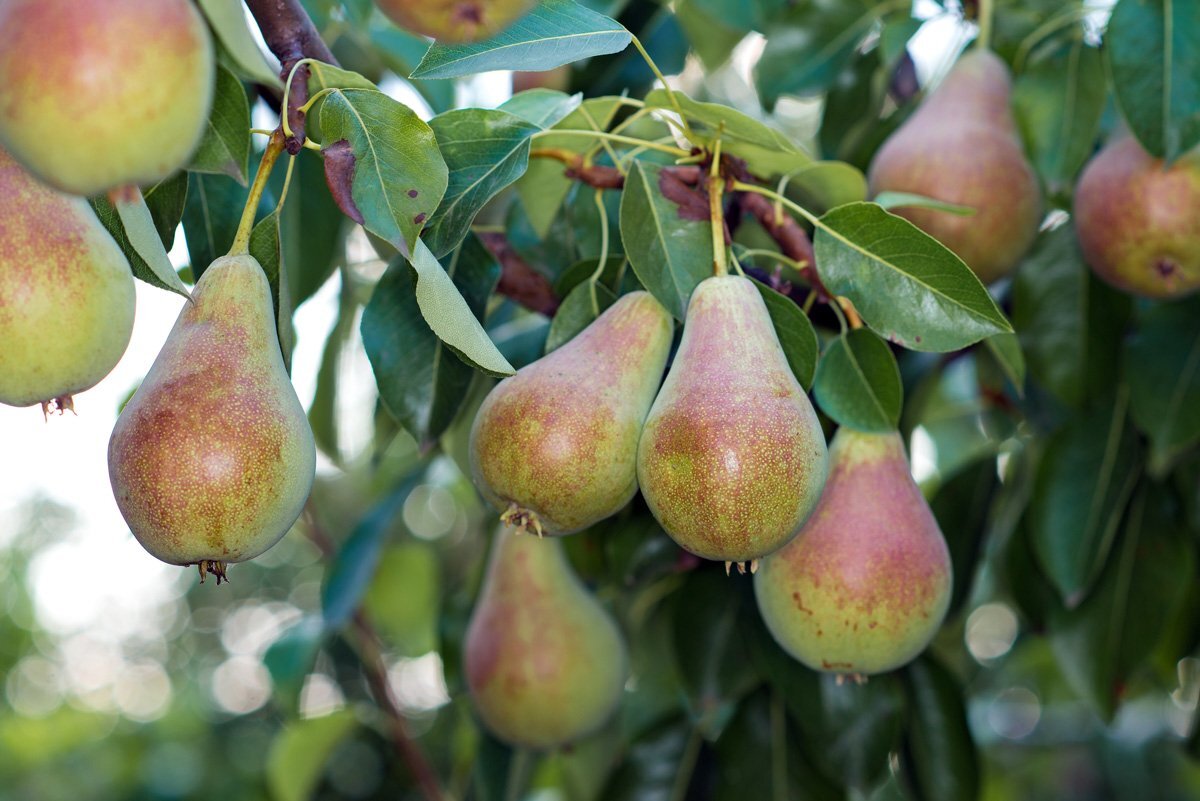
736,191,827,298
244,0,337,154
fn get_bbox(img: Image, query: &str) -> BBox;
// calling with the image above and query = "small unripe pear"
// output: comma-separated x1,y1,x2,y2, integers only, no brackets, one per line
868,49,1042,284
1074,135,1200,298
469,291,673,536
0,147,134,409
637,275,828,564
754,428,952,675
465,526,627,749
0,0,214,196
108,254,315,581
375,0,537,43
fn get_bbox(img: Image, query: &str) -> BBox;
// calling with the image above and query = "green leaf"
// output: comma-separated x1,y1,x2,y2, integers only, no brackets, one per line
411,0,632,79
189,64,251,183
248,206,295,368
1029,392,1142,607
499,88,581,128
321,486,413,630
272,150,347,308
197,0,282,87
361,544,440,657
112,189,191,298
756,0,883,105
901,657,980,801
1049,485,1195,720
674,0,747,70
368,24,457,114
813,202,1012,351
813,327,902,432
265,710,358,801
872,191,975,216
424,109,540,257
1106,0,1200,160
599,718,697,801
786,161,869,212
1013,40,1107,195
263,617,325,710
307,61,378,93
751,279,819,390
362,236,501,444
1124,297,1200,475
619,161,713,321
929,458,999,616
318,88,448,256
309,272,358,460
182,172,248,274
644,88,811,176
89,173,188,291
544,279,618,353
983,333,1026,394
407,239,515,376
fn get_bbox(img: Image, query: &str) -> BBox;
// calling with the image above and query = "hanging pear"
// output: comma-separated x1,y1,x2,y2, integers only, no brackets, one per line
464,526,627,749
0,146,134,411
867,49,1042,284
637,275,828,565
108,253,315,582
469,291,672,536
374,0,537,43
753,427,952,676
1074,135,1200,298
0,0,214,196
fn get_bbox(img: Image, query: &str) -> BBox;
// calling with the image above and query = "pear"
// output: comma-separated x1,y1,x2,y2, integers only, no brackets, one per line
753,427,952,675
1074,135,1200,298
637,275,828,565
469,291,672,536
375,0,537,43
0,0,214,196
108,254,315,582
464,525,627,749
0,146,134,410
867,49,1042,284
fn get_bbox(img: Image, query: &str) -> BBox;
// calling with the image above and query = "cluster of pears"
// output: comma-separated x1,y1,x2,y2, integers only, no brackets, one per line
374,0,537,43
868,48,1042,284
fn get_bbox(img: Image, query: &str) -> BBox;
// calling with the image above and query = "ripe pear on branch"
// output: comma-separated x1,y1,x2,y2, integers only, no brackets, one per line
375,0,538,43
0,0,214,196
108,138,314,583
637,275,828,567
868,49,1041,284
0,146,134,413
469,291,673,537
754,427,952,676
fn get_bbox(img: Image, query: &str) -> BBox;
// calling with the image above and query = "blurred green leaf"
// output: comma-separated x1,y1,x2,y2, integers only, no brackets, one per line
600,717,698,801
756,0,882,105
264,617,326,711
983,333,1026,394
411,0,632,78
197,0,282,86
901,656,980,801
500,88,581,128
814,202,1012,351
814,327,903,432
362,543,440,656
182,171,250,275
266,710,359,801
929,458,998,616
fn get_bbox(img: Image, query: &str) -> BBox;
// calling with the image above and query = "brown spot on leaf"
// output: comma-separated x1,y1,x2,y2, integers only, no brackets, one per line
659,168,710,221
321,140,364,225
414,212,427,224
407,189,419,198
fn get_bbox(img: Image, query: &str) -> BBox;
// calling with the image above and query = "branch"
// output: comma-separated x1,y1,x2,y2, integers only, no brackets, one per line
245,0,338,154
477,232,562,317
736,191,827,298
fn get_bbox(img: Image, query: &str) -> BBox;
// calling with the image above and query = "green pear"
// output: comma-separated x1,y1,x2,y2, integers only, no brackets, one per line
375,0,537,43
0,146,134,410
1074,135,1200,298
465,526,626,749
108,254,315,582
469,291,673,536
867,49,1042,284
0,0,214,196
753,427,952,676
637,275,828,565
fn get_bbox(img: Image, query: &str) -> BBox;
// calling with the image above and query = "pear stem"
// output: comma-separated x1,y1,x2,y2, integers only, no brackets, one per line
976,0,994,51
229,129,287,257
709,138,728,276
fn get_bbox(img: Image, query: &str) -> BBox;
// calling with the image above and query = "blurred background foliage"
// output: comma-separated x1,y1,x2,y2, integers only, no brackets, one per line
3,0,1200,799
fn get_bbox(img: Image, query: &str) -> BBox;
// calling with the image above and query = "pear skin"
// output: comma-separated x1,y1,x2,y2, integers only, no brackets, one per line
1074,135,1200,298
108,255,315,579
469,291,673,536
464,526,627,749
753,428,952,676
375,0,537,43
0,0,214,196
867,49,1042,284
0,147,134,409
637,275,828,564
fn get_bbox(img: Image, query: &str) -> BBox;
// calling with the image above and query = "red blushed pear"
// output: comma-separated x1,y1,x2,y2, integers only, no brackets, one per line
108,253,315,583
375,0,537,42
867,49,1042,284
753,427,952,676
0,0,214,196
1074,135,1200,298
636,275,828,566
464,525,627,750
469,291,673,536
0,146,134,411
